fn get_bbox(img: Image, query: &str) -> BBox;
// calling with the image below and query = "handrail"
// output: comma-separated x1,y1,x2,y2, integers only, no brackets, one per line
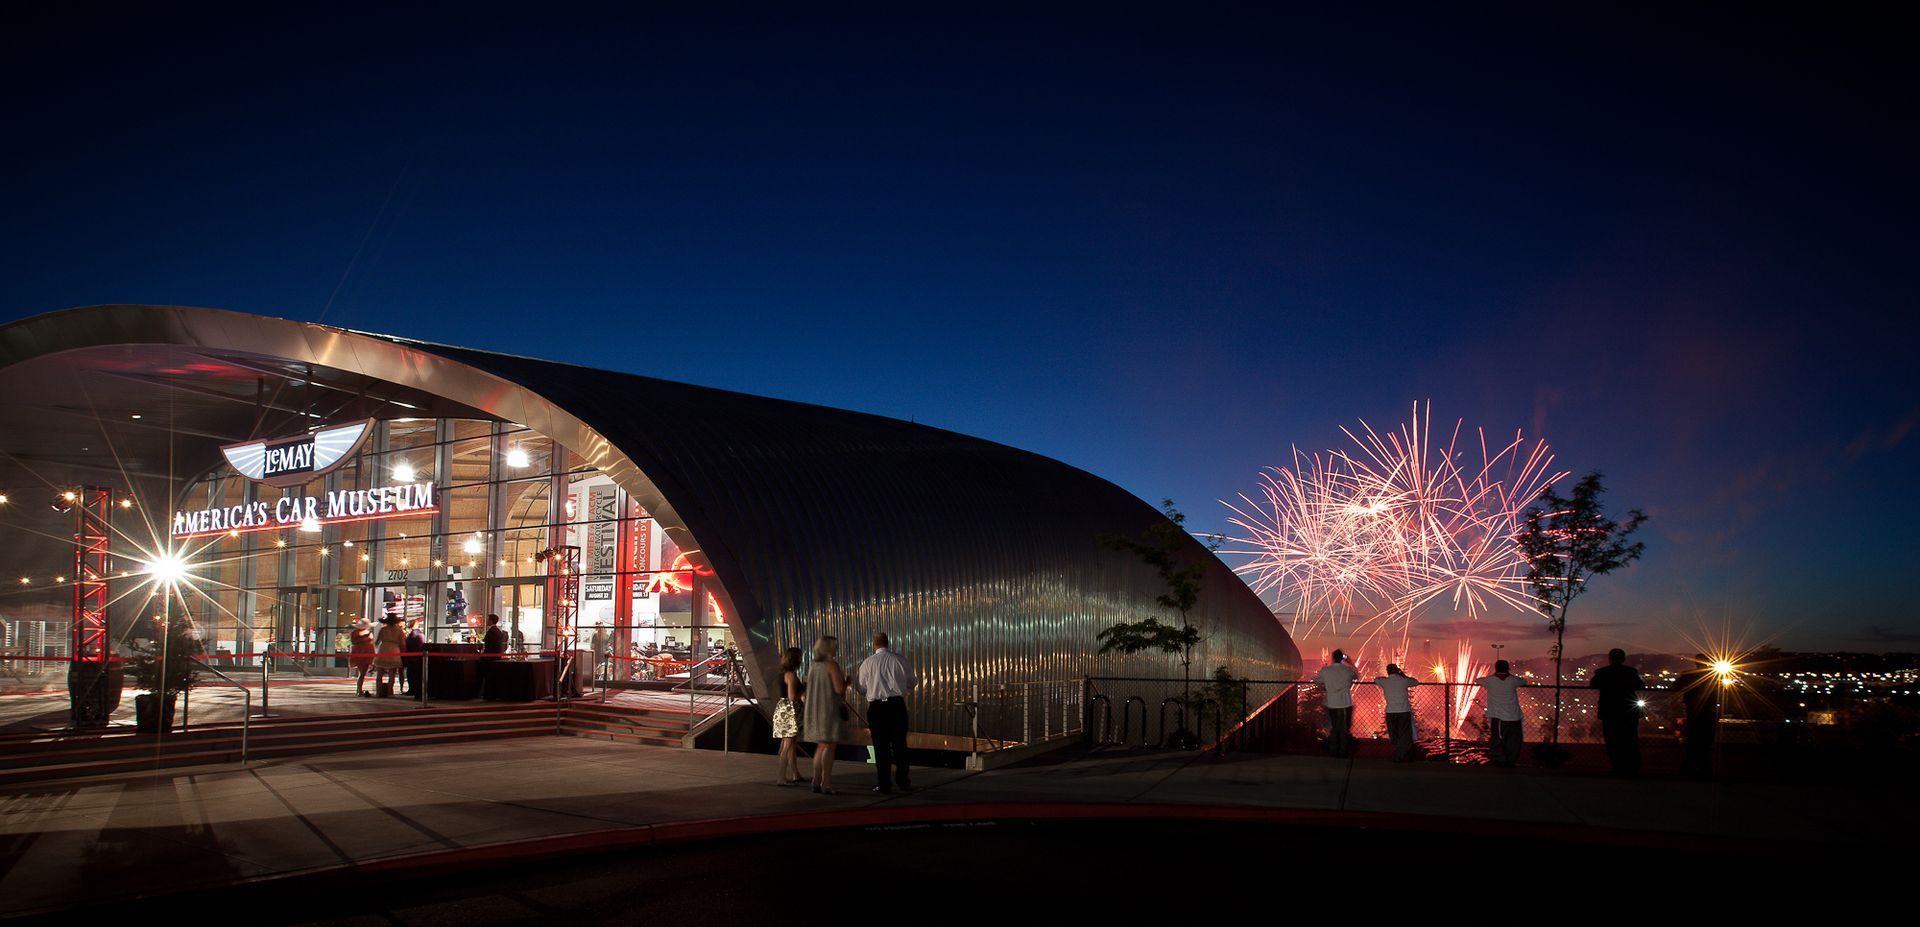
188,658,251,764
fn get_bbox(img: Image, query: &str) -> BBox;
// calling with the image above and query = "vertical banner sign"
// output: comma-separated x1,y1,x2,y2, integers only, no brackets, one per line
629,512,651,598
585,486,617,601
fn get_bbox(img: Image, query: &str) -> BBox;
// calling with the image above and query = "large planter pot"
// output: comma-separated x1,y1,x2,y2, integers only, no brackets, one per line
134,692,178,734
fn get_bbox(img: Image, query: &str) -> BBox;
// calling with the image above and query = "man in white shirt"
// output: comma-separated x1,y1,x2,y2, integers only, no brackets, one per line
1374,663,1421,762
1476,660,1527,767
1313,649,1360,757
855,632,918,793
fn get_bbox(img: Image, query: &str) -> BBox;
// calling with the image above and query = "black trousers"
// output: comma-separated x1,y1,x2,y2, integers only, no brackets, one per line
1601,713,1640,775
868,697,911,789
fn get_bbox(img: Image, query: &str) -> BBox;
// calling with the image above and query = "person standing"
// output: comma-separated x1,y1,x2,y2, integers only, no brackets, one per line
1677,654,1719,779
856,632,918,794
1476,660,1527,766
372,614,405,697
772,647,805,785
349,617,376,697
476,614,508,700
402,620,426,697
1314,649,1360,757
1589,648,1645,776
802,636,850,794
1374,663,1421,762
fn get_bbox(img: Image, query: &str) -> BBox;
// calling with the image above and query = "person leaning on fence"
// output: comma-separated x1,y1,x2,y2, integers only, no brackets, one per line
1476,660,1527,767
1374,663,1421,762
1314,649,1360,757
1590,648,1644,777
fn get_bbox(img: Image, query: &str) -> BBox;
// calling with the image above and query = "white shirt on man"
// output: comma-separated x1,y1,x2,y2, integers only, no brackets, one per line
1314,662,1359,710
1375,673,1420,713
856,647,917,701
1477,673,1527,722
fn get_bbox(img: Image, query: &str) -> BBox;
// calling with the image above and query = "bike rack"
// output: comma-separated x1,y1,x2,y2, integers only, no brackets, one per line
1086,693,1112,744
1121,696,1146,747
1159,698,1187,749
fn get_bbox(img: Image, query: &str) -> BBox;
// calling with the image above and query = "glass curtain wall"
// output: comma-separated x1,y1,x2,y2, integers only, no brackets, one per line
173,418,725,673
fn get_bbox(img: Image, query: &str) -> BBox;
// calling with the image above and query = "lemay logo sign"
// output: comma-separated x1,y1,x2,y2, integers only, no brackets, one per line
171,419,439,538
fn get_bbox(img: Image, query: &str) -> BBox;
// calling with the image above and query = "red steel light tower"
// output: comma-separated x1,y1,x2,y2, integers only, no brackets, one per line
66,486,120,727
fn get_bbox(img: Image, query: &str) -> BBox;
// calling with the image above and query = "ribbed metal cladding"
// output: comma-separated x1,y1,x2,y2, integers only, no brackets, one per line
413,344,1303,736
0,306,1302,741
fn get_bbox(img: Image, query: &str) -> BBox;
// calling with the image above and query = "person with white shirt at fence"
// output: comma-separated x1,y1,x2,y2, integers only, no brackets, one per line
1476,660,1528,767
855,632,917,794
1374,663,1421,762
1313,649,1359,757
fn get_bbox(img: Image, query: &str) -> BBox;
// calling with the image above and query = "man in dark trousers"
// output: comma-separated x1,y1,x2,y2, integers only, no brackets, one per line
855,632,917,794
1589,648,1644,776
477,614,509,699
1678,654,1720,779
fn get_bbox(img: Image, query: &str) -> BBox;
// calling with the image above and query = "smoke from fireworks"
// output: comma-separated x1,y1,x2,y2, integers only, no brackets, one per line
1221,402,1566,655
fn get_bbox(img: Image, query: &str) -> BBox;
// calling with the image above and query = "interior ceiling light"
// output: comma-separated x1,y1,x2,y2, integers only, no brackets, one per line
506,446,530,468
393,459,416,483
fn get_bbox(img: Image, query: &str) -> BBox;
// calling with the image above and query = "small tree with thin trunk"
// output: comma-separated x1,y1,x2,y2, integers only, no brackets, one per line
1518,471,1647,749
1097,499,1207,747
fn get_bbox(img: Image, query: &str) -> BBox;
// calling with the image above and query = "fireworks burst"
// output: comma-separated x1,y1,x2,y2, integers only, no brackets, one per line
1221,402,1567,654
1429,640,1490,738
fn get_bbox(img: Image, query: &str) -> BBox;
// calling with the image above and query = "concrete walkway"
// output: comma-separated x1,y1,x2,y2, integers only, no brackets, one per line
1,737,1911,916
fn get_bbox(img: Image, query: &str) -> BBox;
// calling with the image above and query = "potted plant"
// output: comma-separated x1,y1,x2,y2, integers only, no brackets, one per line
128,616,201,734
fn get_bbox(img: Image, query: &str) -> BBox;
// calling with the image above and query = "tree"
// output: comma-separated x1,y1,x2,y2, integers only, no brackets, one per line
1097,499,1209,747
1519,472,1647,748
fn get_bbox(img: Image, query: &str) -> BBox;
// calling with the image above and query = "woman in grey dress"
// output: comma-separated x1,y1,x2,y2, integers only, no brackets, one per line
803,636,849,794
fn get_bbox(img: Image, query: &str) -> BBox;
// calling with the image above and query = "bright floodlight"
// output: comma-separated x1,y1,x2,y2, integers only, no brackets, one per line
145,553,191,586
393,459,416,483
506,446,531,468
1712,659,1734,676
300,516,322,533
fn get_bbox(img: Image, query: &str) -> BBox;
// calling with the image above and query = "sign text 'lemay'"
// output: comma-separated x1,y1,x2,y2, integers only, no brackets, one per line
172,419,438,537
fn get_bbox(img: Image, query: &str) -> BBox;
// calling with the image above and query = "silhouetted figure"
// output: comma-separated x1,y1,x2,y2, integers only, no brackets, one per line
1678,653,1719,779
402,621,425,696
1589,648,1644,776
1374,663,1421,762
1476,660,1527,766
1315,649,1359,757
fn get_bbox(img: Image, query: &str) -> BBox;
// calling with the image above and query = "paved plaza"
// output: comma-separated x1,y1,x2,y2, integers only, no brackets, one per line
2,732,1912,917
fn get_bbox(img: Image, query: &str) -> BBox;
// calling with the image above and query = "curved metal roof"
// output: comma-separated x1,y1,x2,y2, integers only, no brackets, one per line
0,305,1300,736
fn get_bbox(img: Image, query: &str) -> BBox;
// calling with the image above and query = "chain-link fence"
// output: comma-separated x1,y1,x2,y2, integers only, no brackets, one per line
1088,676,1693,760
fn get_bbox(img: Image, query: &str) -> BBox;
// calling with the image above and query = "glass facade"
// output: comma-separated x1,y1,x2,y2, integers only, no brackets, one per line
175,418,733,672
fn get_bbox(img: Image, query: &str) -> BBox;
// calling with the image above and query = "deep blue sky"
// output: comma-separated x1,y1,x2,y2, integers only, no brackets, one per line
5,6,1915,657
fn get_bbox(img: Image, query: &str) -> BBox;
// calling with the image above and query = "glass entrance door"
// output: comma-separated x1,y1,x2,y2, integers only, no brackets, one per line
491,582,544,654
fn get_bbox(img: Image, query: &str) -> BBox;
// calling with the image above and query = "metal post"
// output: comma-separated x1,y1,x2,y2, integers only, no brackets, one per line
419,646,431,709
1444,682,1453,758
260,648,271,718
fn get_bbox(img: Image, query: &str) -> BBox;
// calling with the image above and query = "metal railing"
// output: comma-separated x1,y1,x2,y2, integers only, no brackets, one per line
187,657,251,763
1086,676,1709,761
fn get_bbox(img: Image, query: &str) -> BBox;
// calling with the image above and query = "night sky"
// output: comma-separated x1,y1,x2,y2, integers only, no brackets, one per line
5,6,1915,659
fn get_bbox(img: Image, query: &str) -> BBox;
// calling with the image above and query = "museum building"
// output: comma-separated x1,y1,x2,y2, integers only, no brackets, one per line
0,305,1300,741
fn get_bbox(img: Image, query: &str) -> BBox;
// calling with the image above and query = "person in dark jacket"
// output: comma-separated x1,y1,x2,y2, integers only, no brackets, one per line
1678,654,1720,779
402,621,426,696
1589,649,1644,776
